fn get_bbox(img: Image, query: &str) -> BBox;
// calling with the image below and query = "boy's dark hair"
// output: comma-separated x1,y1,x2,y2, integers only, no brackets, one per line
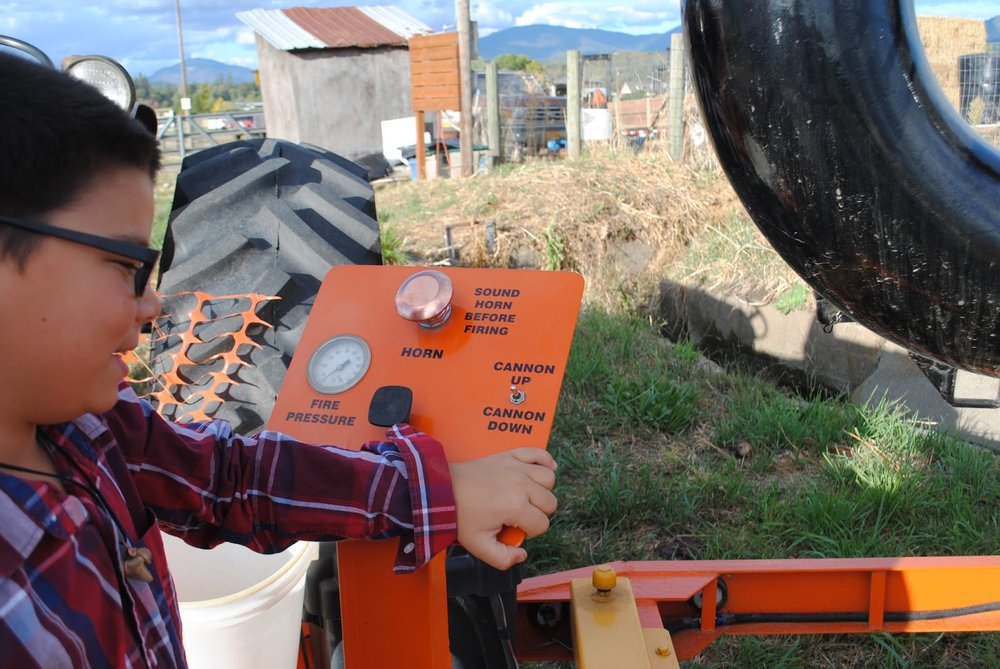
0,51,161,265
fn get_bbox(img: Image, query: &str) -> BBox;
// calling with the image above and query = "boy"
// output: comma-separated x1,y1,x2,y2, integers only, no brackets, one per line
0,52,557,668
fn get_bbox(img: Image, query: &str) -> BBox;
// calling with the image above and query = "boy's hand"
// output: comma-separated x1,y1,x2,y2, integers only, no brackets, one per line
449,447,558,570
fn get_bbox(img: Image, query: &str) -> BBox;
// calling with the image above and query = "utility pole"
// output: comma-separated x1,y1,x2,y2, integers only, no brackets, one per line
456,0,474,176
174,0,190,116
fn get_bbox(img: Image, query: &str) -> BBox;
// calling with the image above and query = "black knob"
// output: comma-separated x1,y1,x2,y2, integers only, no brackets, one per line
368,386,413,427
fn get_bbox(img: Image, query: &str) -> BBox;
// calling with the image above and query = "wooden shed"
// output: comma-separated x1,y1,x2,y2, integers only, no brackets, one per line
236,5,433,159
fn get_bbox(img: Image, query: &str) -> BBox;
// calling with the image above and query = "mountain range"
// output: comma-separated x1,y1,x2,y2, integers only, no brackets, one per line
148,58,255,85
477,24,682,62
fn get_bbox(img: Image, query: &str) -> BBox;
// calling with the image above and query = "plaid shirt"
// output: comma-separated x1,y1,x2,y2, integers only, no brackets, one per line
0,384,457,668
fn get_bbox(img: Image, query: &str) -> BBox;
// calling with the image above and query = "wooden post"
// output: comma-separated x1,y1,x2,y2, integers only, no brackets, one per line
486,62,501,165
416,111,426,180
567,49,582,159
456,0,474,176
614,99,622,145
668,33,686,161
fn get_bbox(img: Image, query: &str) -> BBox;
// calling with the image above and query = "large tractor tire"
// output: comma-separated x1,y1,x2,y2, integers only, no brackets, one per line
152,138,382,433
683,0,1000,375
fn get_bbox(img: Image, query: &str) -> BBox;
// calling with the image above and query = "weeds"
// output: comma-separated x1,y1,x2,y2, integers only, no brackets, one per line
542,223,565,271
378,224,409,265
669,213,801,295
774,283,812,314
375,143,746,309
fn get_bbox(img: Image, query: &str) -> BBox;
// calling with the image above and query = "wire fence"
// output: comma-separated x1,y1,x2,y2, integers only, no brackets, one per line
580,51,674,147
910,16,995,146
523,40,1000,158
526,49,702,156
958,49,1000,146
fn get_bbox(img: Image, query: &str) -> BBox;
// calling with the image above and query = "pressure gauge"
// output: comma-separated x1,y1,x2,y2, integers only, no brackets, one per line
306,335,371,394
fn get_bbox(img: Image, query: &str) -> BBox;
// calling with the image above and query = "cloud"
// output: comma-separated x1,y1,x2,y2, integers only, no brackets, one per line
471,0,516,27
515,3,592,29
512,1,680,34
236,28,257,45
2,0,994,77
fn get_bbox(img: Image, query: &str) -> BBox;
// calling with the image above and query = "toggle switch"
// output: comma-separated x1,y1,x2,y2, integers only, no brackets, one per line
395,270,453,328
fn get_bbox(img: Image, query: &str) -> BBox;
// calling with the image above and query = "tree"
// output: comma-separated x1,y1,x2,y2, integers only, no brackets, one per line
192,83,214,114
494,53,543,76
129,76,261,114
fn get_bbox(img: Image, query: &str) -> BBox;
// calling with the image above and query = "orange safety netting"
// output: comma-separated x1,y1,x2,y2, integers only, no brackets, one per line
126,291,279,423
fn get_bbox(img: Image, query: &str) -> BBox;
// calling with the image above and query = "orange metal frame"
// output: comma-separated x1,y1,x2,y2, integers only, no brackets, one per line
517,557,1000,661
270,265,584,668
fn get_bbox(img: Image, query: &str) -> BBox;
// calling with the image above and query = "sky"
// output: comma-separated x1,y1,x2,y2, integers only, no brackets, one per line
1,0,997,76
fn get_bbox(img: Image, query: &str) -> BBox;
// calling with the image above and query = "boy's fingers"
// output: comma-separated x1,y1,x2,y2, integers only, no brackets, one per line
509,447,557,470
477,541,528,571
528,487,558,517
525,462,556,489
515,505,551,538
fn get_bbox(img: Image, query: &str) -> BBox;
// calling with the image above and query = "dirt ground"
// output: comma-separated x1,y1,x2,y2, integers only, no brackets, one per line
372,140,787,314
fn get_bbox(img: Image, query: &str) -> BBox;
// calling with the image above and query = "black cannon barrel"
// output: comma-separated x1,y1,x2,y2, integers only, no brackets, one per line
683,0,1000,375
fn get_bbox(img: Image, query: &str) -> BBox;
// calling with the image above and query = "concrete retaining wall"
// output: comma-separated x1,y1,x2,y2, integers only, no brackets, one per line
654,280,1000,446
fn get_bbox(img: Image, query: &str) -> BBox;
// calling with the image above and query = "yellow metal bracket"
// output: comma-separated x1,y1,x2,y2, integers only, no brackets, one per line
570,566,680,669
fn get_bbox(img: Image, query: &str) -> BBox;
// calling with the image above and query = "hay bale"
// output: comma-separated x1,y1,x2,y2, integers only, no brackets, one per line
916,16,988,111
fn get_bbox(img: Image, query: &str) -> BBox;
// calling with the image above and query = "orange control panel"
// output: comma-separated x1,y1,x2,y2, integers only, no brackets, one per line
268,265,583,669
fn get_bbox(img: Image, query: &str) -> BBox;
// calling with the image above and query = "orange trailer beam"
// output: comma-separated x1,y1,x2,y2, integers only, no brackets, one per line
516,557,1000,661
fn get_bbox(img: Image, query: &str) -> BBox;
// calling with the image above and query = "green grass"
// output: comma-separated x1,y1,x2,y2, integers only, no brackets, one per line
774,283,812,314
152,166,178,249
667,213,803,294
374,180,445,226
378,223,409,265
524,306,1000,668
541,223,565,271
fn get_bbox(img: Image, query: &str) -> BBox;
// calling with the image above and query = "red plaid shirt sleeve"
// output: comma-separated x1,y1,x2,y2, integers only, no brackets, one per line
107,386,457,573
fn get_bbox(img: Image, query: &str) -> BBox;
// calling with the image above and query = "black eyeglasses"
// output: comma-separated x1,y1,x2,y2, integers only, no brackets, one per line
0,215,159,297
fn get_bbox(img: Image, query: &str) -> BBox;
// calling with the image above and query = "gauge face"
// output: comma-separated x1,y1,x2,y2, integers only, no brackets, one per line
306,335,372,394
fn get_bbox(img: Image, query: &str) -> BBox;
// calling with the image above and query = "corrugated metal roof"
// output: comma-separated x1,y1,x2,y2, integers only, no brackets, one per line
236,5,433,52
235,8,326,51
356,6,434,40
284,7,403,48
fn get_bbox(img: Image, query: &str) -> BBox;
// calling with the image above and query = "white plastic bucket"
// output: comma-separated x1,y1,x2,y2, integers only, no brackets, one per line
161,533,317,669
